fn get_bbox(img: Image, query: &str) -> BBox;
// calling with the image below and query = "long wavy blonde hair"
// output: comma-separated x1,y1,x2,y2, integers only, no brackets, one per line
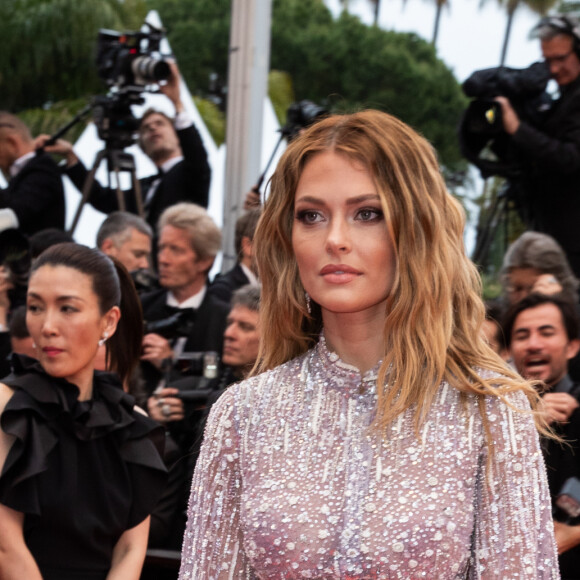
254,109,539,433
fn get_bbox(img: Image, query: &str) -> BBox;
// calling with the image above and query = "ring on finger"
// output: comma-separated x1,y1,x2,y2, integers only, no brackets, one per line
162,404,171,418
157,398,165,408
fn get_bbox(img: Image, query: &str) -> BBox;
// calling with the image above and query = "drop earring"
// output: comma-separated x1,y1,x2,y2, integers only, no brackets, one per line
305,292,312,315
98,333,108,347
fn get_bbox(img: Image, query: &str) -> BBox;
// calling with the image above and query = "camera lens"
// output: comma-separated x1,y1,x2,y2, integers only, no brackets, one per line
132,56,171,84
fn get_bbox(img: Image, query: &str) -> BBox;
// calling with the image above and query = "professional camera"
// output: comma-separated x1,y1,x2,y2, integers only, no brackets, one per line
458,62,552,179
556,477,580,520
96,24,171,89
0,229,31,309
282,100,328,141
144,309,196,341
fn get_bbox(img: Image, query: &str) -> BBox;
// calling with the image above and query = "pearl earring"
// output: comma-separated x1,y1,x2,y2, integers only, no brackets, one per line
98,333,109,347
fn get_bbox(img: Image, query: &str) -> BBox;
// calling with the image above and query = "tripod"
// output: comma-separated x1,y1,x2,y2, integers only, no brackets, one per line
68,147,144,235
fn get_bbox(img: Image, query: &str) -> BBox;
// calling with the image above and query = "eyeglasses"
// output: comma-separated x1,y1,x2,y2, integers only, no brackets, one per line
544,50,575,66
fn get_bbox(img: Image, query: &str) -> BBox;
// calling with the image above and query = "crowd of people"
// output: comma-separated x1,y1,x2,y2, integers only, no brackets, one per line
1,12,580,580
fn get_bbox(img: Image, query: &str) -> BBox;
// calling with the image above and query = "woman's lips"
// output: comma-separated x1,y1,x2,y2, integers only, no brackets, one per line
319,264,361,284
42,347,64,357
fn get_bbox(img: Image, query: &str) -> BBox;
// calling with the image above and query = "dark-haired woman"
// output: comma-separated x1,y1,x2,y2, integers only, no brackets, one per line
0,243,166,580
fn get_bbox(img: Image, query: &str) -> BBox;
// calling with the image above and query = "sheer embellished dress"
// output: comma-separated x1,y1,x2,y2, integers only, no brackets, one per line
0,355,167,580
180,335,559,579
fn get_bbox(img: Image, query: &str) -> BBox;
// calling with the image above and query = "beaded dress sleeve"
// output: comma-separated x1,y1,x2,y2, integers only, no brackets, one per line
468,389,559,579
179,338,559,580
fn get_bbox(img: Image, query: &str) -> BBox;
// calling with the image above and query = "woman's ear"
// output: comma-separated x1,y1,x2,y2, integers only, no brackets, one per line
103,306,121,339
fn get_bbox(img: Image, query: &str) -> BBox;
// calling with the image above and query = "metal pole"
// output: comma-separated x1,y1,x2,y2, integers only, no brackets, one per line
221,0,272,273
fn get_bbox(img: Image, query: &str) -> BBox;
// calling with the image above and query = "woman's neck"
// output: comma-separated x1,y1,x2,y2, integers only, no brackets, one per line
322,310,386,374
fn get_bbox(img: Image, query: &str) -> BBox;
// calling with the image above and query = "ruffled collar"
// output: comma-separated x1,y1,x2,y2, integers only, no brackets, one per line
4,354,137,441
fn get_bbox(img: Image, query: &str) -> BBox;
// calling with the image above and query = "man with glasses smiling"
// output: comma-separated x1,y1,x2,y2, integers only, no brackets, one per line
496,15,580,280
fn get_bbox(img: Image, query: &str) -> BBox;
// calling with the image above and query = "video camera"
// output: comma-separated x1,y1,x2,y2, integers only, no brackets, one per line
96,25,171,89
282,100,328,141
458,62,552,179
144,309,196,341
90,23,171,149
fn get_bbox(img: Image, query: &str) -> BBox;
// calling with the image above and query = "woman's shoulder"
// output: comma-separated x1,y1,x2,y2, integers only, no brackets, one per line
208,354,309,420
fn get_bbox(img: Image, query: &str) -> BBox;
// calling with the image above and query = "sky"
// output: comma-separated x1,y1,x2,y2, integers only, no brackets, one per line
325,0,545,82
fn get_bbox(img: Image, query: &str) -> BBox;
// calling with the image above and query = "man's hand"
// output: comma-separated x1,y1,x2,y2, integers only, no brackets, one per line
554,520,580,554
494,96,521,135
147,387,184,424
159,61,184,113
541,392,579,424
141,333,174,368
35,134,79,167
532,274,563,296
243,187,262,210
0,267,12,329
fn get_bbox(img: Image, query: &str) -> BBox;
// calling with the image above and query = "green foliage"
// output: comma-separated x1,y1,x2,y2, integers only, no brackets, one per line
18,99,91,144
151,0,467,171
0,0,148,111
270,5,468,169
145,0,231,95
193,96,226,145
268,70,296,125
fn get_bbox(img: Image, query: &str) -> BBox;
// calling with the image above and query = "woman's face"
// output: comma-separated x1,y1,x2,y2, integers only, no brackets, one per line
292,150,396,321
26,265,118,391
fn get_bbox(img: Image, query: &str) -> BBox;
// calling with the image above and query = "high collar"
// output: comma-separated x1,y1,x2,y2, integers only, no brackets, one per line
306,332,383,396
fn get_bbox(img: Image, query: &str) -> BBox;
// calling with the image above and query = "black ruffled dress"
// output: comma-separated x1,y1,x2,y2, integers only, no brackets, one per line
0,355,167,580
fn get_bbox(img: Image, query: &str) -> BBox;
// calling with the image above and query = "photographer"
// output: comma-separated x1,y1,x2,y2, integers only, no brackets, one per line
139,203,228,395
495,15,580,279
0,113,65,236
39,62,211,230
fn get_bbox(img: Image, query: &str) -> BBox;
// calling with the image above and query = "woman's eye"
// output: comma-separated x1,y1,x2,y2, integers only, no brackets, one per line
296,210,323,224
357,208,383,221
61,305,77,314
27,304,40,313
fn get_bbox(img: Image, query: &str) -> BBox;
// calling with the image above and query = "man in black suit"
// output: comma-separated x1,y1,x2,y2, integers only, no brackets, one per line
504,293,580,578
139,202,228,395
208,208,261,304
42,62,210,229
0,112,65,236
496,15,580,278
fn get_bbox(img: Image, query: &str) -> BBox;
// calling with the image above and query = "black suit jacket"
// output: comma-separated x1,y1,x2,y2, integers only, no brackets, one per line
0,152,65,236
66,123,211,229
207,263,251,304
140,288,229,394
512,75,580,257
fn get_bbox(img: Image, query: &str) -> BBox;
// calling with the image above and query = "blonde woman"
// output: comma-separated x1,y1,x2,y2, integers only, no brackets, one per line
179,111,559,579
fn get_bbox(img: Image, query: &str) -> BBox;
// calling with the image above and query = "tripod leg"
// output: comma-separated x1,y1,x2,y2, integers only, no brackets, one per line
131,169,145,218
68,150,107,236
114,167,126,212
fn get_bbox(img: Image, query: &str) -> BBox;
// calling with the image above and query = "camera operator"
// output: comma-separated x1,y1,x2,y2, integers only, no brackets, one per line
39,62,211,230
139,202,229,395
0,113,65,236
495,15,580,279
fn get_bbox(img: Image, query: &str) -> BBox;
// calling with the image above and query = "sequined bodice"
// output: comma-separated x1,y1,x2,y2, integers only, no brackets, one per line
180,337,558,579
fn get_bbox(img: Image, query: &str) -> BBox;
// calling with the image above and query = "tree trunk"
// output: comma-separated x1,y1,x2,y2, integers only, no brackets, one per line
432,3,442,46
499,8,516,66
373,0,380,26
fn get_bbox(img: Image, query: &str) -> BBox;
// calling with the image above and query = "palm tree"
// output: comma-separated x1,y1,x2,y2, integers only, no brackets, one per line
482,0,558,65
